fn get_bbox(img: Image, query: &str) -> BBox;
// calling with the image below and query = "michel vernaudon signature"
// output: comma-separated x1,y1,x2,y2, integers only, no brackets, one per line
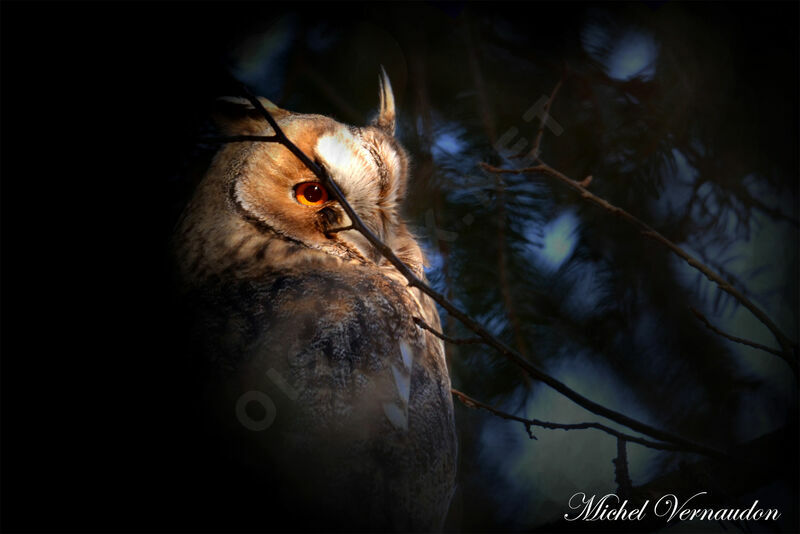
564,492,781,522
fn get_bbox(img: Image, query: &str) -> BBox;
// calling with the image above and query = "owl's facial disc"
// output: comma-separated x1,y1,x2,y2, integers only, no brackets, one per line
231,114,407,265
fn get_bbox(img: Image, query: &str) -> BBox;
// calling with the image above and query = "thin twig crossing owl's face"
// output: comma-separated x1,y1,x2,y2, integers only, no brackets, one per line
231,114,409,264
175,73,424,284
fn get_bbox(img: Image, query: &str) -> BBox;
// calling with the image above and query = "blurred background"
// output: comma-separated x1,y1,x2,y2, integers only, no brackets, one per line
2,2,797,532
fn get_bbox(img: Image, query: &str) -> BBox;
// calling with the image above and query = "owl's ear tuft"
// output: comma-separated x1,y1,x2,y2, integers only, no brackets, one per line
372,66,396,136
211,96,290,135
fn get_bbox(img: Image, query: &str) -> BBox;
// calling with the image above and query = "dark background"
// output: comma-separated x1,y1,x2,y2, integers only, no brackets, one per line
1,2,798,532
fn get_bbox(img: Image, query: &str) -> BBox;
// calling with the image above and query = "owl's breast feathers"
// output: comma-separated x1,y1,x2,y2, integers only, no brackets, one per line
182,264,457,531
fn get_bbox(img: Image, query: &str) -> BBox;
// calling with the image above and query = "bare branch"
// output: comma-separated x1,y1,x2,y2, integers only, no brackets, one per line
208,81,732,460
480,162,799,377
451,389,692,454
413,317,484,345
613,438,633,499
452,388,538,439
690,307,784,357
527,69,566,161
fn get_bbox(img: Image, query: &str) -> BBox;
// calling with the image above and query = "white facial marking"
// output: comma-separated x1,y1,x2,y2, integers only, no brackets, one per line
315,133,377,196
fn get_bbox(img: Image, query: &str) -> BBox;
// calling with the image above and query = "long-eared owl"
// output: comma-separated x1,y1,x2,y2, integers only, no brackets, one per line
172,71,457,531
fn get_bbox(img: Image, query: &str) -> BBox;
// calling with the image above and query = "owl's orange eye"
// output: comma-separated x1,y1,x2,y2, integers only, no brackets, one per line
294,182,329,206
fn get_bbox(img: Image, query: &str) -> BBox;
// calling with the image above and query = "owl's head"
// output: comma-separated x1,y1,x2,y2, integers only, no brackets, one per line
175,71,424,284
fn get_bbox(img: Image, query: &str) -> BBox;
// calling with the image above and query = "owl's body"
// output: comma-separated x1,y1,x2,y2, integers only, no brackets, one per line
173,74,457,531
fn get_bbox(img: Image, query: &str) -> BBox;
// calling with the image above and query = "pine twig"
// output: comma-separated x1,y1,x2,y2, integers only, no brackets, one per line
464,17,533,363
480,161,799,378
